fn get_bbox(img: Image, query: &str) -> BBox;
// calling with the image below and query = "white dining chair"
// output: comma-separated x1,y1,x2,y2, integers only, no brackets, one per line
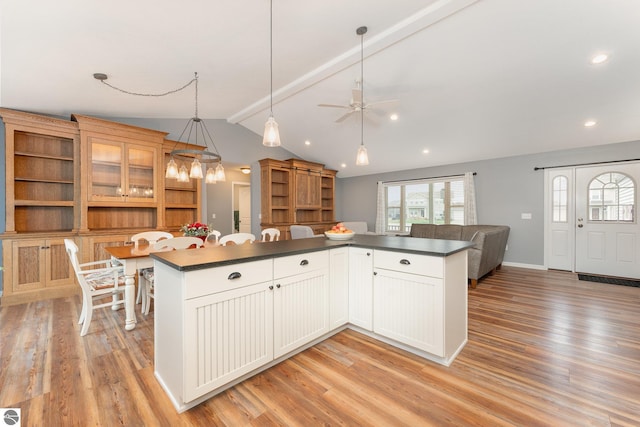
261,228,281,242
130,231,173,248
219,233,256,246
140,236,204,315
65,239,126,336
130,231,173,305
205,229,222,246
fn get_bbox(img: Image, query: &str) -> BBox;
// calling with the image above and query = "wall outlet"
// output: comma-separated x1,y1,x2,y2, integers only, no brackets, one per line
505,244,509,251
211,213,216,219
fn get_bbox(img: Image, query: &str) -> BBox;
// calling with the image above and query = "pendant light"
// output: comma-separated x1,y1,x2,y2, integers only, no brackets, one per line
263,0,281,147
165,73,226,184
355,26,369,166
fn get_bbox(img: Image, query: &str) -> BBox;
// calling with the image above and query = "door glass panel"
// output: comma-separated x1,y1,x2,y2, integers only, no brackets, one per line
91,142,122,197
552,176,568,222
588,172,635,222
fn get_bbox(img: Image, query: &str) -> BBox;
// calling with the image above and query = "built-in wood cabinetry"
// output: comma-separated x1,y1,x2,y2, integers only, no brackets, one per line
1,109,80,234
260,158,337,239
73,114,167,232
1,109,204,305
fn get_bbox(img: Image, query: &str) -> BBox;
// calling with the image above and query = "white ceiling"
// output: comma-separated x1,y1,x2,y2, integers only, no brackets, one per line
2,0,640,177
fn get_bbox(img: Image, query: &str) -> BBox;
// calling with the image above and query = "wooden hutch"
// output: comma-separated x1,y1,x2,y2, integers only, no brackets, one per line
259,158,337,240
0,108,203,305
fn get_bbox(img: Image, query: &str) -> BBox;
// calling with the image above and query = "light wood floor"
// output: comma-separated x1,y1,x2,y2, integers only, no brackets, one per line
1,266,639,426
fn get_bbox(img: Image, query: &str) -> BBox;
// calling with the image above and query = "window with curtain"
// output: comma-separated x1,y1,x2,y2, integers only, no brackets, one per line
383,177,465,233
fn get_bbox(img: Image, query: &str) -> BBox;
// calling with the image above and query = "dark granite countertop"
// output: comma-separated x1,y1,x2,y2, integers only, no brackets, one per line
151,234,474,272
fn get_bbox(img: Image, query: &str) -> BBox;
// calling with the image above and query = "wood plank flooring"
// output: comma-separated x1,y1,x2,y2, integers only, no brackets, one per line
1,266,639,426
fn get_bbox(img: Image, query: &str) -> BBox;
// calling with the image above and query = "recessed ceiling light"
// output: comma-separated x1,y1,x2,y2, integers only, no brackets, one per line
422,149,430,154
584,120,597,127
304,140,311,146
341,163,347,168
390,113,398,121
591,53,608,64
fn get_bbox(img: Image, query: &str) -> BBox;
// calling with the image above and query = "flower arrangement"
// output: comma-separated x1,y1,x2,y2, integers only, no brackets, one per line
180,222,210,237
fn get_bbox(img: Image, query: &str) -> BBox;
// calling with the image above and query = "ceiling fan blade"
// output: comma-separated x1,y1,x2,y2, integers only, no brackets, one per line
318,103,351,109
335,111,355,123
365,98,399,108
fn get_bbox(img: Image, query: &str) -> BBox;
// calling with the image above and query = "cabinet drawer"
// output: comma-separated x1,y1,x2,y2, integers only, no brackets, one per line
184,259,273,299
373,249,443,278
274,250,329,279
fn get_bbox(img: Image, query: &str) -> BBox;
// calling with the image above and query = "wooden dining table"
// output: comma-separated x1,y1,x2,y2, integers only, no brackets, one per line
104,244,171,331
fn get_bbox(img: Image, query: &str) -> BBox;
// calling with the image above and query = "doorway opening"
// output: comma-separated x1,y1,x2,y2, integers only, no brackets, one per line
232,182,251,233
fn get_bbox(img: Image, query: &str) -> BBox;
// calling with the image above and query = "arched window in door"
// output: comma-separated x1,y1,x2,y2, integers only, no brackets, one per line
588,172,635,222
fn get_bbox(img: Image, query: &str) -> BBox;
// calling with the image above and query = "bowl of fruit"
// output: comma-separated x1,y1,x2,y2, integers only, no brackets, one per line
325,223,355,240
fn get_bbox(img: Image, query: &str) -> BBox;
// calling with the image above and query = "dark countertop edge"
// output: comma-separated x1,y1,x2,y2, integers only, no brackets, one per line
150,235,475,272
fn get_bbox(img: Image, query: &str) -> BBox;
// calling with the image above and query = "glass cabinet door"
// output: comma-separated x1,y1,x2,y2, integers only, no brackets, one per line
126,145,156,201
90,140,123,200
89,140,157,203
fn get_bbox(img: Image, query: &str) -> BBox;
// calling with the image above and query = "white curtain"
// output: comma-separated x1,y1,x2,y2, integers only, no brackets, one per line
464,172,478,225
375,181,386,234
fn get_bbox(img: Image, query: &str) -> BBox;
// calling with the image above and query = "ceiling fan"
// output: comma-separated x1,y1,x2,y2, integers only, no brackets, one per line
318,79,398,123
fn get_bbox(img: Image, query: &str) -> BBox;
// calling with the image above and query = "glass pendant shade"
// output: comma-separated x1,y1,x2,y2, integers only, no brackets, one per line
177,165,190,182
205,167,217,184
263,116,281,147
356,144,369,165
189,158,203,179
165,158,179,179
214,163,226,181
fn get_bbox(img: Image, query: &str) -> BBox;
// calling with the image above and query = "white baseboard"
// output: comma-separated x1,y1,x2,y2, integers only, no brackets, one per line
502,261,547,270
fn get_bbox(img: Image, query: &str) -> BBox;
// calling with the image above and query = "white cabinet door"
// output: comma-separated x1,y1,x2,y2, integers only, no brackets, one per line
373,268,444,357
348,247,373,330
329,247,349,330
273,268,329,358
184,281,274,402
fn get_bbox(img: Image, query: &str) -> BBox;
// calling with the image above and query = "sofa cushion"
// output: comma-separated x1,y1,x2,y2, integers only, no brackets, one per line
408,224,436,238
434,225,462,240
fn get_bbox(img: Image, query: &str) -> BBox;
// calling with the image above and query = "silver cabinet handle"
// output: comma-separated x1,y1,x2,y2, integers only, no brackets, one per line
227,272,241,280
400,259,411,265
300,259,309,266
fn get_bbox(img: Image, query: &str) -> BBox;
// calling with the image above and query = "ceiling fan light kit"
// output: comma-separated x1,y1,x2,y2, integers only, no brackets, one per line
263,0,282,147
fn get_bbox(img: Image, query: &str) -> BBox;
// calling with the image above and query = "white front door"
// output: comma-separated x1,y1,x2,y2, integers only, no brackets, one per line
575,163,640,279
238,186,251,233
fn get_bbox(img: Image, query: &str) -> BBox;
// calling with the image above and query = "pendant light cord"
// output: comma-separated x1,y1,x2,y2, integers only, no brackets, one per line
270,0,274,116
360,30,364,146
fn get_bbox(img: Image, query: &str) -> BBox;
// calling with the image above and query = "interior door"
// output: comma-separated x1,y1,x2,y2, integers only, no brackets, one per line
575,163,640,278
238,186,251,233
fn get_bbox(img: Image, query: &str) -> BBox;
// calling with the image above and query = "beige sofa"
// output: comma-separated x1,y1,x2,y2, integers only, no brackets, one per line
407,224,510,288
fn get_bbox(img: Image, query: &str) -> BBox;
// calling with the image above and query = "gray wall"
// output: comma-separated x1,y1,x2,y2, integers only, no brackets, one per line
338,139,640,267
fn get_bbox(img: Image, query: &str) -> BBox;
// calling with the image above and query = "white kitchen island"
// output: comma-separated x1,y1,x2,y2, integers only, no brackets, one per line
150,234,473,413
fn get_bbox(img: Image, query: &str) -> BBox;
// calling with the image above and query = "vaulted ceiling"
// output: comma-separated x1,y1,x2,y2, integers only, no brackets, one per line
2,0,640,177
